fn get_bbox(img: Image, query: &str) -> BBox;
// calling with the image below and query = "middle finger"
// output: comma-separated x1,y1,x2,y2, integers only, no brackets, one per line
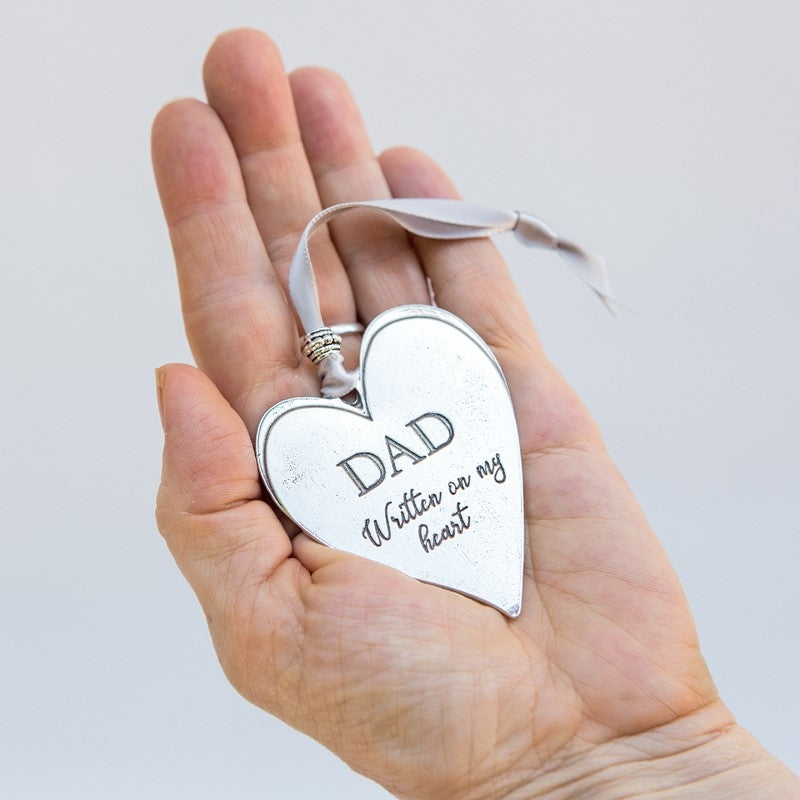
203,29,356,328
289,66,431,319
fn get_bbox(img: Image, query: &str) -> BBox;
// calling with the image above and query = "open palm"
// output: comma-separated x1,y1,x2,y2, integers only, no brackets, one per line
153,29,732,800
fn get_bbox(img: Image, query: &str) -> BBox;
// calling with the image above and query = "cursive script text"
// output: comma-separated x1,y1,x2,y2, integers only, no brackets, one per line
418,502,471,553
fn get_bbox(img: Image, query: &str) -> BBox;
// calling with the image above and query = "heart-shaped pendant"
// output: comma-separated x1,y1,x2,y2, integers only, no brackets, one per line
256,305,524,617
253,197,613,617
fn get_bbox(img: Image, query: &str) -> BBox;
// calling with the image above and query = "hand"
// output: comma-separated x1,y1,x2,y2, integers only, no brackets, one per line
152,29,799,800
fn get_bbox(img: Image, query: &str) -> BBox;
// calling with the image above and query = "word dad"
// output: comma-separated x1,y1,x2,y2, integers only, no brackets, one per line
336,412,454,496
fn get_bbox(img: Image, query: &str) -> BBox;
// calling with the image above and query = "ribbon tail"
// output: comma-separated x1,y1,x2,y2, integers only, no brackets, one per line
514,211,619,315
557,244,619,317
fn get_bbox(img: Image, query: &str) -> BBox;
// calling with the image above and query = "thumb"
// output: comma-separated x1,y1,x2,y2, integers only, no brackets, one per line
154,363,293,617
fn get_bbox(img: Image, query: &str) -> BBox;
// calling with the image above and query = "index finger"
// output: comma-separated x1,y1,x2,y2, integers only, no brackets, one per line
151,98,317,435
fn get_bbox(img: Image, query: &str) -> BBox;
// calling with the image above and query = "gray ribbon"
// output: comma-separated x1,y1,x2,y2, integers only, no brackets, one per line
288,198,616,397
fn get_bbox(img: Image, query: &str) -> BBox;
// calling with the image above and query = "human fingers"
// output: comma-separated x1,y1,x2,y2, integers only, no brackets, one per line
289,67,431,318
151,100,314,437
203,29,356,329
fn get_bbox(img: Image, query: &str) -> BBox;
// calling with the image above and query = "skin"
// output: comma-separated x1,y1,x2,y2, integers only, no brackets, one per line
152,28,800,800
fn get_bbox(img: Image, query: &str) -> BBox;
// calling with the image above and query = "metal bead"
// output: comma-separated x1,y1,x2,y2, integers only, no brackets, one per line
301,327,343,364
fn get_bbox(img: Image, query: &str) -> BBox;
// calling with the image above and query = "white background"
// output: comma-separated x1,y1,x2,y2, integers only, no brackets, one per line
1,1,797,797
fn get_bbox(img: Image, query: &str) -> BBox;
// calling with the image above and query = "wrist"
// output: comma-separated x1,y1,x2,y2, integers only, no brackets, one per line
446,702,800,800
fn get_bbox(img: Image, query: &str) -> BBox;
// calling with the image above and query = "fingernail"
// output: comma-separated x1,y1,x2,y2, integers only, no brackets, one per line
155,367,166,431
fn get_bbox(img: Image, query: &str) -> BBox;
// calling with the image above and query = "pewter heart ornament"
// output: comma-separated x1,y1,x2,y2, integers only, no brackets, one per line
253,197,617,618
256,305,525,617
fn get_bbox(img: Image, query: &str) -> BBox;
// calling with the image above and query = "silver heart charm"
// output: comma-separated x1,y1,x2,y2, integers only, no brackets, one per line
256,306,524,617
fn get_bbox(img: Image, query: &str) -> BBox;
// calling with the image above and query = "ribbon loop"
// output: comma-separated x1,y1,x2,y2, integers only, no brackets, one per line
288,198,616,397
